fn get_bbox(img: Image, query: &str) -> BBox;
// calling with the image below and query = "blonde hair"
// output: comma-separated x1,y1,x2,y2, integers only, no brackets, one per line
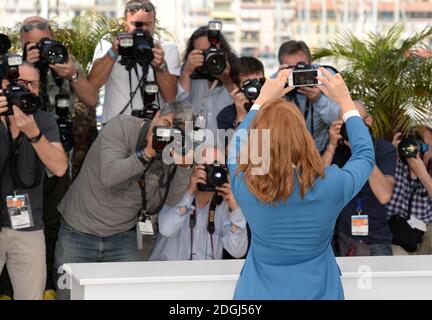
237,98,325,204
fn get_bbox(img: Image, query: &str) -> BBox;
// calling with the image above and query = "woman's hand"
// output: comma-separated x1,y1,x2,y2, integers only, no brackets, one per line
317,68,354,113
187,165,207,195
254,69,293,106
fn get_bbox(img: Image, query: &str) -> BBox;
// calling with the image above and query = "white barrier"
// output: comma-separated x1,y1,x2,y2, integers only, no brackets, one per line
63,255,432,300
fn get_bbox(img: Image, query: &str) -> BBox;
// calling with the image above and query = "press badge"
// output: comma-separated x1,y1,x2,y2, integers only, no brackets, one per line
6,194,34,230
136,213,154,250
351,215,369,236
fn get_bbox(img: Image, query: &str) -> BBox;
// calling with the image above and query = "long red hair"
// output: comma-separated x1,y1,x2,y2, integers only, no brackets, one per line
237,98,325,204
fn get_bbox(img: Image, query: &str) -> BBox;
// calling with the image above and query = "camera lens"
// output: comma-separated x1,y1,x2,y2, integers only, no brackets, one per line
19,93,39,114
208,165,228,187
135,44,154,65
398,137,419,159
47,44,68,64
206,52,226,75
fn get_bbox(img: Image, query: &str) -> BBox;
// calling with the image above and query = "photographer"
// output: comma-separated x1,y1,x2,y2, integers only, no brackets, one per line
149,144,248,261
178,23,238,145
0,33,12,81
0,62,67,300
387,123,432,255
323,101,397,256
20,16,98,298
217,57,265,131
276,40,340,153
89,0,179,124
54,100,194,299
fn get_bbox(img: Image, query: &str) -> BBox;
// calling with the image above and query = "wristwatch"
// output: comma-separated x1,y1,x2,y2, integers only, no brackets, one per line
136,149,152,166
29,131,43,144
69,72,80,84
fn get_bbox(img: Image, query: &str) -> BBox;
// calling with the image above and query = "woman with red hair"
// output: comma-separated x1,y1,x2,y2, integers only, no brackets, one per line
228,69,375,299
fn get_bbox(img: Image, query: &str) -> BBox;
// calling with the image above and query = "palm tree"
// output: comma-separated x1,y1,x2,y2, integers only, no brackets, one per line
314,25,432,140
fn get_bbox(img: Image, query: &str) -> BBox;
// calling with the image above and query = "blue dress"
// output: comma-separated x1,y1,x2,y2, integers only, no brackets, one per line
228,108,375,300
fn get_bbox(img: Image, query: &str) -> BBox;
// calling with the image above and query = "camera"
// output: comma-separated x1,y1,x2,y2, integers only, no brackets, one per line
191,21,226,80
0,33,11,56
118,22,154,71
1,84,40,116
152,126,189,156
1,54,40,116
31,37,69,66
131,82,159,120
398,133,429,159
198,163,228,192
55,95,74,152
287,62,322,88
241,78,264,111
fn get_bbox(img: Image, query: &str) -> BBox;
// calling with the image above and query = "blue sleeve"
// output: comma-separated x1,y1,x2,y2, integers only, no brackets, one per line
312,94,340,125
158,193,194,238
227,109,259,183
377,142,397,178
341,116,375,206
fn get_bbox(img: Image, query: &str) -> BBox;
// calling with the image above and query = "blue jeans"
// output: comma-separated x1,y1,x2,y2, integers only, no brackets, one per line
54,219,140,300
369,243,393,256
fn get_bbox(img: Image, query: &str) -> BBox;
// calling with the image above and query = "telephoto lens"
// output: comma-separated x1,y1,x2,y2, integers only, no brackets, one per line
2,83,40,116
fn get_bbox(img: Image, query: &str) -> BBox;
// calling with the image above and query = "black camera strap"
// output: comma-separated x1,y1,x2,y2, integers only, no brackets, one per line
5,117,42,190
189,193,219,260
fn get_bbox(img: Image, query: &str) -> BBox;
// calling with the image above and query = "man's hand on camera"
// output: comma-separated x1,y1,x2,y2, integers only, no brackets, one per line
298,86,321,103
328,120,344,152
230,88,248,121
184,49,204,75
187,164,207,195
112,38,120,54
151,42,165,70
0,91,8,115
50,57,77,81
216,181,238,211
25,42,40,65
407,153,429,179
255,69,294,106
12,106,40,139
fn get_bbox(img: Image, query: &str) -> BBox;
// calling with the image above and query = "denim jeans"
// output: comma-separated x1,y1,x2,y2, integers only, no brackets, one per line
54,219,140,300
368,243,393,256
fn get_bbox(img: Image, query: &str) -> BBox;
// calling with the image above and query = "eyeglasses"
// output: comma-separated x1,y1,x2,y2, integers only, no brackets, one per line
16,79,40,90
126,2,155,14
20,21,50,33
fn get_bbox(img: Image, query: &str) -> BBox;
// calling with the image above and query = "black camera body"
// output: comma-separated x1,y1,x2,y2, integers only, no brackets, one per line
118,24,154,70
1,54,40,116
2,83,40,116
131,82,159,120
55,95,74,152
241,78,264,111
191,21,226,80
0,33,12,56
34,37,69,66
152,126,187,156
198,163,228,192
398,133,429,159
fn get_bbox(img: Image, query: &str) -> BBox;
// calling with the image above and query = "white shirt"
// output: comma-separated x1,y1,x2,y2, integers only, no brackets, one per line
149,192,248,261
92,36,181,124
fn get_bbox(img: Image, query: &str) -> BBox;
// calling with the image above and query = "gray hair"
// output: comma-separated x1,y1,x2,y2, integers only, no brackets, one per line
160,99,194,124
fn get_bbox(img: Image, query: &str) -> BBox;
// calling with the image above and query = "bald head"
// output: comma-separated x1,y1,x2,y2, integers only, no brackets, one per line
20,16,53,46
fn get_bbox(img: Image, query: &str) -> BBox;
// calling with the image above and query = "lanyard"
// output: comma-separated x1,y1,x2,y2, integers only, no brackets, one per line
189,194,219,260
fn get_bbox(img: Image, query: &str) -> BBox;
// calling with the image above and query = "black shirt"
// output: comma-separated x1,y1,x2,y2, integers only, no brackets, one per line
0,111,60,231
217,103,238,131
336,139,397,245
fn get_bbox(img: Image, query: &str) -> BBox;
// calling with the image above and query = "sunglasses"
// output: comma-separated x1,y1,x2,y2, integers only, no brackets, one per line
20,21,50,33
126,2,155,14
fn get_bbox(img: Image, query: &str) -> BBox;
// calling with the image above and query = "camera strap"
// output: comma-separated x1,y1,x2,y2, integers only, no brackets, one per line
5,117,42,190
189,193,219,260
119,68,147,116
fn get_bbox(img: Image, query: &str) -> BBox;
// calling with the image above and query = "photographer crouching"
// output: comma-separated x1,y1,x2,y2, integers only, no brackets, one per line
54,100,194,300
0,62,67,300
387,124,432,255
149,144,248,261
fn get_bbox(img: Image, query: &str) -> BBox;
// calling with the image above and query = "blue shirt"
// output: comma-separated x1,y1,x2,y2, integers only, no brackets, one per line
227,105,375,299
149,192,248,261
